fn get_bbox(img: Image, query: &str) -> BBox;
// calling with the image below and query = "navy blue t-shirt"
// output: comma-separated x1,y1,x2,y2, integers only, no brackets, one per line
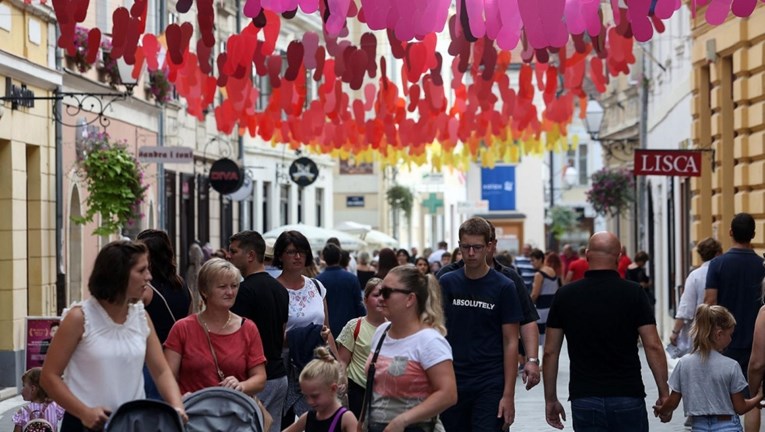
705,248,765,350
440,268,523,390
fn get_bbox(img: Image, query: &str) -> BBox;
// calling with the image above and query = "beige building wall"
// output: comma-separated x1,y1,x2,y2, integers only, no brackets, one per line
690,4,765,252
0,1,59,388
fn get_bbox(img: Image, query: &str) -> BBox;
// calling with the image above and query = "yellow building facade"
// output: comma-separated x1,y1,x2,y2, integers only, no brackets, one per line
0,0,59,389
691,4,765,252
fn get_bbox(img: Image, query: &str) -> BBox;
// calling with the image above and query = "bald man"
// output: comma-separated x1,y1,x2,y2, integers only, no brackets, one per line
542,232,669,431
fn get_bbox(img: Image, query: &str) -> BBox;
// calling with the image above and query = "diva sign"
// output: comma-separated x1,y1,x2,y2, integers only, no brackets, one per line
634,150,702,177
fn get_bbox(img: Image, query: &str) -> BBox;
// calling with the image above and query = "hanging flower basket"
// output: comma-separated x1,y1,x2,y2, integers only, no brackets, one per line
73,131,148,236
585,168,635,217
149,70,173,104
66,26,95,73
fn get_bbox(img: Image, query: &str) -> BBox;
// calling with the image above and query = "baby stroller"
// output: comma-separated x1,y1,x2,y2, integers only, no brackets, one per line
104,399,184,432
183,387,266,432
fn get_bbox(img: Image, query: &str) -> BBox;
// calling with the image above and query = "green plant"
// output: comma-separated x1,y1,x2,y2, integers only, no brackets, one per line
548,206,578,240
149,70,173,103
73,132,148,236
586,168,635,216
386,185,414,220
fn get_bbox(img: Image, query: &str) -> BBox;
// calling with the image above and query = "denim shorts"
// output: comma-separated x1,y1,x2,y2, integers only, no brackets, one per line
690,415,742,432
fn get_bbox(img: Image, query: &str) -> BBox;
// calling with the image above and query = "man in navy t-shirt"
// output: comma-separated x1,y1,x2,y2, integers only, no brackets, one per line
704,212,765,432
439,217,523,432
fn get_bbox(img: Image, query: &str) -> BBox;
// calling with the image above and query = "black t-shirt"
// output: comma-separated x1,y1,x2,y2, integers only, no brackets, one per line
706,248,765,350
145,278,191,343
231,272,289,379
357,270,376,290
437,259,539,324
546,270,655,399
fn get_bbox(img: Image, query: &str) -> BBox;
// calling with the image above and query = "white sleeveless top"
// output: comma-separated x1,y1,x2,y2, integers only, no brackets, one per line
62,297,149,412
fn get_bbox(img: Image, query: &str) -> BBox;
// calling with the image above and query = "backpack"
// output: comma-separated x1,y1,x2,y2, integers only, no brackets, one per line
23,420,54,432
22,404,54,432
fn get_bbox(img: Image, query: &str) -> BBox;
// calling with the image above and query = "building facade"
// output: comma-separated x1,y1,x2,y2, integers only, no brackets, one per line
0,0,60,388
690,4,765,253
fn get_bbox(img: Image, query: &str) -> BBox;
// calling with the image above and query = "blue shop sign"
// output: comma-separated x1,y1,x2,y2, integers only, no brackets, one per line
347,196,365,207
481,166,516,211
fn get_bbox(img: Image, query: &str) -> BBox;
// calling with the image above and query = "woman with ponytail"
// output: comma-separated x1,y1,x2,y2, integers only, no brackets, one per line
654,304,763,430
360,265,456,432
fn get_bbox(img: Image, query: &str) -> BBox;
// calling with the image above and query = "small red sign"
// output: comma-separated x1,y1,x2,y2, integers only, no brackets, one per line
634,149,702,177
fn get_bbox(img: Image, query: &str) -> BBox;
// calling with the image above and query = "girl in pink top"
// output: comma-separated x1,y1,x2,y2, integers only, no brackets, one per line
13,368,64,432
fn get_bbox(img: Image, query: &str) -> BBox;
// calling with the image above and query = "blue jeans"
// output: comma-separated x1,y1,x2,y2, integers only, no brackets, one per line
571,396,648,432
690,415,742,432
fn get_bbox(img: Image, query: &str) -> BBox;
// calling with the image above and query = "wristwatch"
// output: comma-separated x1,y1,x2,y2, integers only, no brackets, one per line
526,357,540,365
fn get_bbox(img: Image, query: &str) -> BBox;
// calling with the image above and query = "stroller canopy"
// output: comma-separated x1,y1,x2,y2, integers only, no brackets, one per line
105,399,184,432
183,387,265,432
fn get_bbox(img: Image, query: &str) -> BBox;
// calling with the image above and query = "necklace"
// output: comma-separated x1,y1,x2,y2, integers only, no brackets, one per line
199,311,233,333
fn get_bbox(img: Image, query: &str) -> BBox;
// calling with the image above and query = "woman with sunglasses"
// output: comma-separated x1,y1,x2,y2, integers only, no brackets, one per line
337,278,386,418
274,231,339,426
362,266,457,432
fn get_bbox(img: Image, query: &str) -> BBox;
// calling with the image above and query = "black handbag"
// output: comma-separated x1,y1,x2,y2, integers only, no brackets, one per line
359,323,392,427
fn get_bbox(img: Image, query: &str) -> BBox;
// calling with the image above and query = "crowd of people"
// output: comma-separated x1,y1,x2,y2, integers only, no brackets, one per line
14,212,765,432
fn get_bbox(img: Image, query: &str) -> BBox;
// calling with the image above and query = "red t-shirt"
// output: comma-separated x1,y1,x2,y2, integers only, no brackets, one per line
164,315,266,394
618,255,632,278
567,258,589,283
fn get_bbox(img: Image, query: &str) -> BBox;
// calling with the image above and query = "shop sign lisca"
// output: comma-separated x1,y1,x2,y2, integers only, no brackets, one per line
634,149,702,177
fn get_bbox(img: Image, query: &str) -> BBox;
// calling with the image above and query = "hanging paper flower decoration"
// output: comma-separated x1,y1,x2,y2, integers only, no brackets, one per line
50,0,743,168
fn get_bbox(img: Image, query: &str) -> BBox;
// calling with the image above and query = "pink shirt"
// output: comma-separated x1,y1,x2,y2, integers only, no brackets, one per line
12,401,64,431
164,315,266,395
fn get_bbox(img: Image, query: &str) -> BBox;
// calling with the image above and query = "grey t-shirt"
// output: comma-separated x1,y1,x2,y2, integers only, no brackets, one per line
669,350,747,416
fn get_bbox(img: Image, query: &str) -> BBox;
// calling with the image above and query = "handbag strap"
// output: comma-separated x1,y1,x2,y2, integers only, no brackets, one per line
149,283,177,323
359,323,392,425
328,406,348,432
198,314,225,381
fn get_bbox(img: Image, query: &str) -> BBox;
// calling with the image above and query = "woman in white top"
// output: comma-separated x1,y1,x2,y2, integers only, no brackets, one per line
41,241,186,432
274,230,337,424
363,265,457,432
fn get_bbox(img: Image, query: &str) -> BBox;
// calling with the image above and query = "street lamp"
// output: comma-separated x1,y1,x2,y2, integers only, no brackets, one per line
584,99,604,140
0,57,139,128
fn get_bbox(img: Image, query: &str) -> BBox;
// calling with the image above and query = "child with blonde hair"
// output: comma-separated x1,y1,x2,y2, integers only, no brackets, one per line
283,347,357,432
655,304,763,431
13,367,64,432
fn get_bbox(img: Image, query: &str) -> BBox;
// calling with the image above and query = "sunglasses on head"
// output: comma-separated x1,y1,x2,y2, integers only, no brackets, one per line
379,286,413,299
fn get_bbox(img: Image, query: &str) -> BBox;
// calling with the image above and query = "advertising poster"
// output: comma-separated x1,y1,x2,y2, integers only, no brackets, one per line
481,166,516,211
26,317,61,369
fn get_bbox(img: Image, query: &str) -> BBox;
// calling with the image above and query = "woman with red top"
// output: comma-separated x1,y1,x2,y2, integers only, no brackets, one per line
164,258,267,396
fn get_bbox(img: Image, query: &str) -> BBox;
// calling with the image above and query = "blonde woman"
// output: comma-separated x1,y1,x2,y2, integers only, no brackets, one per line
164,258,267,396
362,266,457,432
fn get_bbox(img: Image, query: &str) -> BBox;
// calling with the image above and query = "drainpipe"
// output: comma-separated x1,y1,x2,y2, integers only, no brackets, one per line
638,43,650,252
236,0,246,230
157,0,167,229
55,23,65,314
